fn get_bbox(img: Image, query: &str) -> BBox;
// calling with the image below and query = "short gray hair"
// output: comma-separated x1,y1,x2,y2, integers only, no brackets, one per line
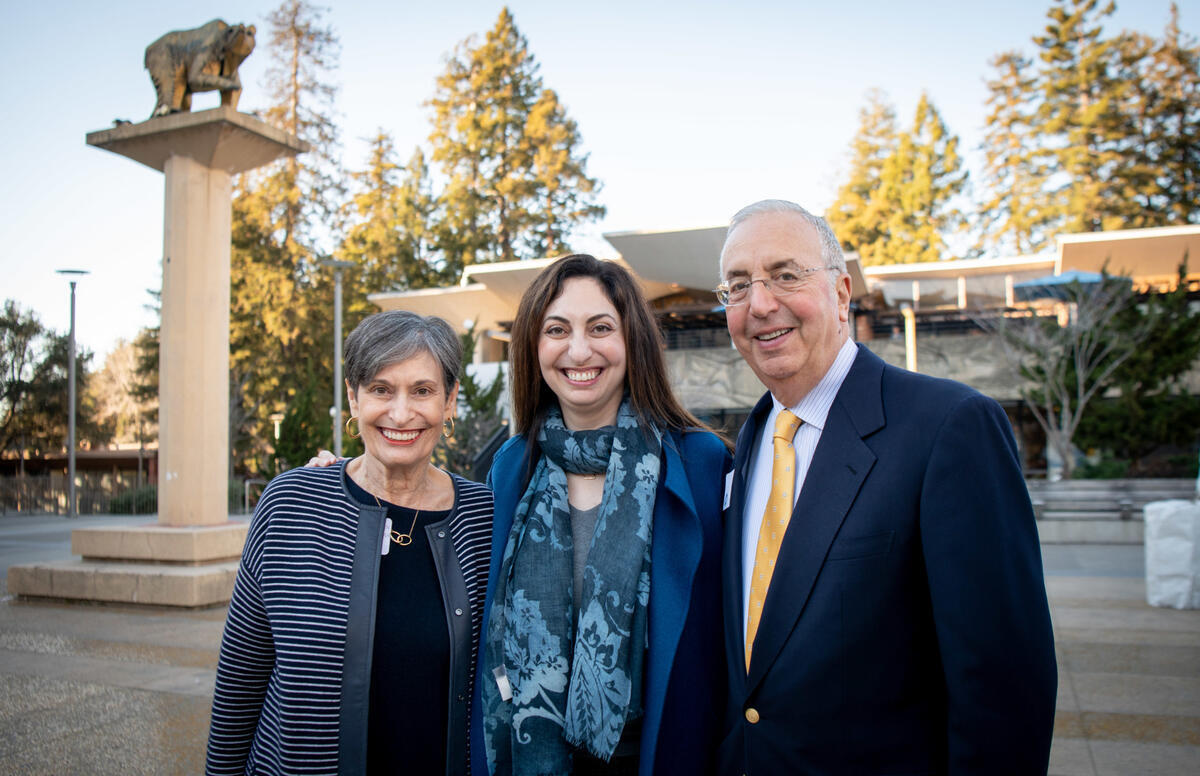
344,311,461,394
720,199,847,276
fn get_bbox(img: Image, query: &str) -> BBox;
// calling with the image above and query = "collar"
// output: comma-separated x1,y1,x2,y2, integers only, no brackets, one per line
770,338,859,432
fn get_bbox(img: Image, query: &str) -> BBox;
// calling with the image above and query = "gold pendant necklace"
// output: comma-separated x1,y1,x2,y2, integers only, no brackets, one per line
375,492,419,546
373,468,429,547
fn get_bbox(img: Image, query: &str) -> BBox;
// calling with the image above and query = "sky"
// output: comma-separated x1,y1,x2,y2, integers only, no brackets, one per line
2,0,1194,362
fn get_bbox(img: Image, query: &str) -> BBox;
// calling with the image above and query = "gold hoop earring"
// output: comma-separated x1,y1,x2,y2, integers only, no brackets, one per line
345,416,361,439
443,417,455,439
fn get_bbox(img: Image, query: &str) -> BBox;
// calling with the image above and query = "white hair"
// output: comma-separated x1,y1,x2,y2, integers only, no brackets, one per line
719,199,847,277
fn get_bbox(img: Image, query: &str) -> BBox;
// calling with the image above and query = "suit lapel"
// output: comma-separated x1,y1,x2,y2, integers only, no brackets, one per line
744,345,886,692
723,393,773,686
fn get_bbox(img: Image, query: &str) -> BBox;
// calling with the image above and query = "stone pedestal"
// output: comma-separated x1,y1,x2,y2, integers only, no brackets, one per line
7,108,305,607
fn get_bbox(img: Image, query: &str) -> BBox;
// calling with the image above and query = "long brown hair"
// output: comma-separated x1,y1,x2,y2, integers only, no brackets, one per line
510,254,725,447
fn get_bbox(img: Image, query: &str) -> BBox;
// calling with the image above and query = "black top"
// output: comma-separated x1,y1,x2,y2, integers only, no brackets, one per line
347,476,453,776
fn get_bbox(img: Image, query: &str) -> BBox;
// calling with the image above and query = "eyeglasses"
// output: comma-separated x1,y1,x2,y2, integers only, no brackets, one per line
714,266,837,306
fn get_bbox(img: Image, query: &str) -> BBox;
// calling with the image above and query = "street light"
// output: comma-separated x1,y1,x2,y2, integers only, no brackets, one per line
320,259,354,457
56,269,90,518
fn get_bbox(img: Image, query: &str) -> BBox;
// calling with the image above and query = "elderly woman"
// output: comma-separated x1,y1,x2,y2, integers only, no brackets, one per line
205,311,492,776
474,255,731,776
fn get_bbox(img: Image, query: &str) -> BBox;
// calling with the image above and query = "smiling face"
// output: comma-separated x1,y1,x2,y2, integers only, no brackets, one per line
537,276,628,429
346,350,458,475
720,211,851,406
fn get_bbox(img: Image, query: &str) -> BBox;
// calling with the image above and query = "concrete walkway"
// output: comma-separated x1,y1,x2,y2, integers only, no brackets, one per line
1,514,1197,775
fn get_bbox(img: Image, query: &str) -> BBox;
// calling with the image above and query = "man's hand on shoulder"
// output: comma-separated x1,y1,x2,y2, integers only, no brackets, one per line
304,450,343,468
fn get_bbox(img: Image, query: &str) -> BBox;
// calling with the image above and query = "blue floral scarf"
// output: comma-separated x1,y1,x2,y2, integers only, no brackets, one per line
483,400,661,775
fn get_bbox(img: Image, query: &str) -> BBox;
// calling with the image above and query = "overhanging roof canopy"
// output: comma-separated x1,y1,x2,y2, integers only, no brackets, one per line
604,226,727,291
604,226,869,299
367,256,677,336
1057,225,1200,281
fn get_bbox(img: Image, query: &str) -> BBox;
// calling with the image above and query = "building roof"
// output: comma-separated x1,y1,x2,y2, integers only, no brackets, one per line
366,224,1194,335
1056,225,1200,283
863,253,1055,279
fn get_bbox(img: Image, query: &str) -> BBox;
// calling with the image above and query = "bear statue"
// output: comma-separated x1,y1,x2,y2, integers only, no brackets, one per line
144,19,256,118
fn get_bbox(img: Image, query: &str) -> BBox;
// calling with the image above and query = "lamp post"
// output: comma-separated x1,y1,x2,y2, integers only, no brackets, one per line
320,259,354,457
56,269,90,517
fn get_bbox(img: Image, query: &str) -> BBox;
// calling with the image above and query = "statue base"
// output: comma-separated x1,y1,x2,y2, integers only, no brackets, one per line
8,522,248,607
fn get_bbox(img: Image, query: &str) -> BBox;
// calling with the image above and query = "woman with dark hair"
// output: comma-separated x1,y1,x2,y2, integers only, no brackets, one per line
474,255,731,776
206,311,492,776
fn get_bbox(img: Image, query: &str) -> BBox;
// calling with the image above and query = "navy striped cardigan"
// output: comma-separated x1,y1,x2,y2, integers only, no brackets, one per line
205,462,492,775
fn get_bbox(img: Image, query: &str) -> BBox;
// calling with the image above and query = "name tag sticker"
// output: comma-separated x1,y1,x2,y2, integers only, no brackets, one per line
381,518,392,556
493,665,513,701
724,470,734,510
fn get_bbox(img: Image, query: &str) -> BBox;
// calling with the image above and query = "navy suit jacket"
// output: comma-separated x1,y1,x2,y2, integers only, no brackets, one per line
719,345,1057,775
472,428,730,776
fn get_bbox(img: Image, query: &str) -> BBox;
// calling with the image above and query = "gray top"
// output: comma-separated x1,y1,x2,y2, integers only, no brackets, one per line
569,502,601,613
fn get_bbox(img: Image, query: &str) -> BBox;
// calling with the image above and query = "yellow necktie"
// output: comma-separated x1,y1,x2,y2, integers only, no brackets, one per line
745,409,802,671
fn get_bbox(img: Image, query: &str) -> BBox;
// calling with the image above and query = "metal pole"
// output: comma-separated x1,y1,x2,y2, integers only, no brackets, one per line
320,259,353,458
67,280,77,518
332,267,344,457
56,269,88,517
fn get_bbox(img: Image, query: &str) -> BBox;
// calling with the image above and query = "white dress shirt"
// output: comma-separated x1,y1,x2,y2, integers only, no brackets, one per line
742,338,859,630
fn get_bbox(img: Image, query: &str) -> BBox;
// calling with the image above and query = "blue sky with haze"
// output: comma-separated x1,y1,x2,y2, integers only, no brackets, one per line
2,0,1193,358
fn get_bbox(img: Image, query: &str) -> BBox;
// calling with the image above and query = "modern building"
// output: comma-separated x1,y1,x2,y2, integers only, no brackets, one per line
369,224,1200,469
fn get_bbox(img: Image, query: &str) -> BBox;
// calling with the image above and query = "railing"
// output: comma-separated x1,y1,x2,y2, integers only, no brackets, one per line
1027,478,1196,544
0,474,262,516
471,424,512,483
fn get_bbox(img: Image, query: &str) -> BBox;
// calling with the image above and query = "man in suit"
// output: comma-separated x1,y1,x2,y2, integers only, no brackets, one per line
716,199,1057,775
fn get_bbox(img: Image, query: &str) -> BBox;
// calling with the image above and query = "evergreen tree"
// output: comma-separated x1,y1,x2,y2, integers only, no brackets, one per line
1032,0,1146,232
975,1,1200,245
229,0,343,475
873,93,967,264
273,364,333,470
1109,6,1200,226
826,89,897,263
433,323,506,481
427,7,603,275
828,91,964,264
977,52,1056,255
524,89,605,258
340,132,445,320
1074,263,1200,473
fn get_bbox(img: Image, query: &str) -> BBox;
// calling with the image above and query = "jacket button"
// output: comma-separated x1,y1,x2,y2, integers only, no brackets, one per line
437,530,446,538
454,608,463,616
457,693,465,702
745,707,760,724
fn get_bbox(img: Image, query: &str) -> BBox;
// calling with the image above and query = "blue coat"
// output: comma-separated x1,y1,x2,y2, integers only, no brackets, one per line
471,428,731,776
719,345,1057,775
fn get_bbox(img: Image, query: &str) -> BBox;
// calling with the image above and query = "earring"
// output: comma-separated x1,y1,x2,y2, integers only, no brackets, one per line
443,417,455,439
345,416,361,439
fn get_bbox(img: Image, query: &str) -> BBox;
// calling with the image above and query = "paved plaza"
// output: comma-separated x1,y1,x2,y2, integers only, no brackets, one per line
1,514,1196,775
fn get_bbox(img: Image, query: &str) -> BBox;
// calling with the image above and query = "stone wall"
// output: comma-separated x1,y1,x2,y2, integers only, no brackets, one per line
663,333,1025,411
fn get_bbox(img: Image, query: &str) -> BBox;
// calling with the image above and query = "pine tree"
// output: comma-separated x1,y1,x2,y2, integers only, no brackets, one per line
977,52,1055,255
524,89,605,258
340,133,445,320
229,0,344,475
827,89,897,263
1110,5,1200,225
875,94,967,264
427,8,603,275
1032,0,1135,232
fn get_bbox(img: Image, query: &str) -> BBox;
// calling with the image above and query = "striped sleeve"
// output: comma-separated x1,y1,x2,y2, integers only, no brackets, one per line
204,466,358,776
205,486,277,775
448,475,494,764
